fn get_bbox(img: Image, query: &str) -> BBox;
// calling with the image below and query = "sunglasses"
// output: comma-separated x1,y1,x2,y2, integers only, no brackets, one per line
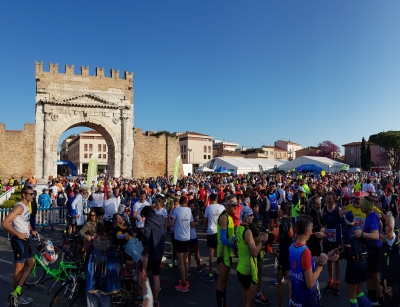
227,204,238,207
25,193,35,196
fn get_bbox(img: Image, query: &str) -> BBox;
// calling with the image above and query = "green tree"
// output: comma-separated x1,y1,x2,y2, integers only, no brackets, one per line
360,137,367,170
369,131,400,171
365,143,371,171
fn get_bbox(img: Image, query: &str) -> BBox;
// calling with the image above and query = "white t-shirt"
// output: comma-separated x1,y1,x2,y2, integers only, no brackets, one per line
103,199,118,221
133,201,150,228
51,185,59,197
172,206,193,241
278,188,285,205
90,193,104,208
155,207,167,218
204,204,225,235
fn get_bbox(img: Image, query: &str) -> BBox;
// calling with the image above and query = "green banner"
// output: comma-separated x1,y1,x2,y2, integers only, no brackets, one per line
173,156,181,185
87,153,99,185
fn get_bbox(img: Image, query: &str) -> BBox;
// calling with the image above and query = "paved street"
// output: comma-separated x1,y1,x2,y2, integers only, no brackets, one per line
0,226,362,307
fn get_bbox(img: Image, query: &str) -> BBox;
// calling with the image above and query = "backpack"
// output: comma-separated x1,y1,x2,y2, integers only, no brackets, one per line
57,191,66,206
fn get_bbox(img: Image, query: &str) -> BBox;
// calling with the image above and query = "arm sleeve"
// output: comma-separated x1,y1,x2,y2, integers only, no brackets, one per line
300,248,312,271
220,229,236,248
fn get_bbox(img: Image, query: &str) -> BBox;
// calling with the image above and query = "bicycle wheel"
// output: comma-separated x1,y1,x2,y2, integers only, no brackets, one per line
48,277,84,307
25,261,46,286
112,278,141,306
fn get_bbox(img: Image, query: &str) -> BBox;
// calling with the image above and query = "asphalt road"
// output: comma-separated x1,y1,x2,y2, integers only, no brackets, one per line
0,226,363,307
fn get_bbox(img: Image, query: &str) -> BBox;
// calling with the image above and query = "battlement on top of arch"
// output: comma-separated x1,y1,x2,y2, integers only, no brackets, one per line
35,61,133,81
35,61,134,104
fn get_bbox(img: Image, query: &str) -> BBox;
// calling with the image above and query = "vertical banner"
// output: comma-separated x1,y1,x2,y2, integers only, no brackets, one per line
173,156,181,185
87,153,99,186
259,165,263,174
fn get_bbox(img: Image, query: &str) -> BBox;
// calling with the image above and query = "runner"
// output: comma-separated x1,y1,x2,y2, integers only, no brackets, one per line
322,191,343,295
236,206,269,307
203,193,225,282
2,185,37,305
216,195,237,307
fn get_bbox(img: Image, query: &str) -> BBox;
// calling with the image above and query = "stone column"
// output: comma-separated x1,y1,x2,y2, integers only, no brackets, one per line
43,112,51,179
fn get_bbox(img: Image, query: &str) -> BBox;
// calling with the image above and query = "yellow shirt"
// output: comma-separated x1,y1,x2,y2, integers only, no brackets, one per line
346,204,366,228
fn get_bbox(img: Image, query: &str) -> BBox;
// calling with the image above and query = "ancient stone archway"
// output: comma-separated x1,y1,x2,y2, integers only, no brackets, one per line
34,62,134,178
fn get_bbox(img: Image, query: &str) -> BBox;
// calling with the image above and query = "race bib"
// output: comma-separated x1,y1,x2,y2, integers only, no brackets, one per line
325,229,336,242
354,218,364,228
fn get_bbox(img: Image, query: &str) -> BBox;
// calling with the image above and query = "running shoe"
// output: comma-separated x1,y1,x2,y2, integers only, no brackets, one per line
153,301,160,307
197,263,206,273
334,282,340,295
175,282,189,292
19,295,33,305
204,273,215,282
324,280,334,293
168,260,176,268
213,271,219,279
255,293,271,305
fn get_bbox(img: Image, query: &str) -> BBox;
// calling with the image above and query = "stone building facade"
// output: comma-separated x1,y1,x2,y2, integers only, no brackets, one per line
34,62,134,178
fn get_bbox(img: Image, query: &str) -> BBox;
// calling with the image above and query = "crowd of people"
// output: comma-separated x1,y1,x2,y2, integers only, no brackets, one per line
2,170,400,307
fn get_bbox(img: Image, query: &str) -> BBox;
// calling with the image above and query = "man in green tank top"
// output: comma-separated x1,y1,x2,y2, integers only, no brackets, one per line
216,195,237,307
236,206,269,307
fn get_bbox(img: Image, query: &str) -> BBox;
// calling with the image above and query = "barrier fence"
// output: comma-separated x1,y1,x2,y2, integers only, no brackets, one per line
0,206,91,229
0,187,16,206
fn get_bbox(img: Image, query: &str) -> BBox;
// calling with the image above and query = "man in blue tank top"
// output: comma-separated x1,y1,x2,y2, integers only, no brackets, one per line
322,191,343,295
289,215,328,307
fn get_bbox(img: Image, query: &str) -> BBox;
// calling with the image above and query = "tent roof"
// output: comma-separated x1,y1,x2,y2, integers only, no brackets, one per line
212,157,287,173
279,156,348,172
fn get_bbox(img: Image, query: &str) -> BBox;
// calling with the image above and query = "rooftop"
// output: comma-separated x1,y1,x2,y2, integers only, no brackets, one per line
178,131,213,137
342,141,375,146
276,140,301,145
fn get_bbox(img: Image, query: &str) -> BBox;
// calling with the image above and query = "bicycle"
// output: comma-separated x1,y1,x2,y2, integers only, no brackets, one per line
48,273,85,307
112,274,142,306
25,235,83,295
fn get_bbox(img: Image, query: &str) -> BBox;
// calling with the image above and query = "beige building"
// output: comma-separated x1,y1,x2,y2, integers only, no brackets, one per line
234,146,288,160
65,130,108,174
213,140,239,153
275,140,302,160
60,135,76,160
178,132,213,168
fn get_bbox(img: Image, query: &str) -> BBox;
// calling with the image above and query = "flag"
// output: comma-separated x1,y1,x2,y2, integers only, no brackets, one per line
173,156,181,185
87,153,99,187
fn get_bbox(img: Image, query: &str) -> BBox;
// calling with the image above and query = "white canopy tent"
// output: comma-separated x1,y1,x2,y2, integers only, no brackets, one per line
206,158,287,175
279,156,349,173
195,166,214,173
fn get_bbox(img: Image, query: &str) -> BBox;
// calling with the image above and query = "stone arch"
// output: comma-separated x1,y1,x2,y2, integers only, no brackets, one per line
50,118,121,178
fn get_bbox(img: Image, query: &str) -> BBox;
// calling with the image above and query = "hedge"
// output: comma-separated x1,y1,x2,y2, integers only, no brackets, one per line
1,200,16,208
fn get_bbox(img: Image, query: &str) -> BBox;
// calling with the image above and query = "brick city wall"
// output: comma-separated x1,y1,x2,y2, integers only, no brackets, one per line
133,128,183,178
0,123,36,179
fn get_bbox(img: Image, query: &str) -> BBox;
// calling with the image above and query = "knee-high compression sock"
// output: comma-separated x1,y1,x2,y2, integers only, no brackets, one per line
357,292,372,307
216,289,224,307
223,288,227,307
350,298,359,307
367,290,377,303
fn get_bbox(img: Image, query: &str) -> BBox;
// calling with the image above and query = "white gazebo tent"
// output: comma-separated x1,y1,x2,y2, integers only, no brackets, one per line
279,156,349,173
207,158,287,175
195,166,214,173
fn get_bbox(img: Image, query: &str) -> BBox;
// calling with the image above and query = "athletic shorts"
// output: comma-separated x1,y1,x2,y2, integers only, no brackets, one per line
207,234,218,249
323,241,340,254
269,211,278,219
190,238,198,246
67,216,77,226
278,253,290,272
175,239,190,253
11,236,33,263
345,258,368,284
148,258,162,276
217,256,233,267
291,217,298,225
367,253,381,274
237,271,256,289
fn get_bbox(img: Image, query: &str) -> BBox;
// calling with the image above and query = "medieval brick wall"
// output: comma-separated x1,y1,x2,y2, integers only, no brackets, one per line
133,128,183,178
0,123,36,180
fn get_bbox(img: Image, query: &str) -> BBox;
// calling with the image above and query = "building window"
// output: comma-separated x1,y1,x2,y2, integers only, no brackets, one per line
380,147,385,153
349,157,354,165
184,145,186,152
350,148,354,155
103,144,106,152
98,144,102,152
103,154,106,159
89,144,93,151
270,151,273,155
204,155,207,159
181,145,183,152
204,146,207,153
84,154,88,158
208,146,211,153
184,154,186,160
84,144,88,151
208,155,211,159
89,153,92,158
283,153,286,157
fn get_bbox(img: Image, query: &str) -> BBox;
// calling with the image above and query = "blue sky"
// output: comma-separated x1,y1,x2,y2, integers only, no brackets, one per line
1,1,399,152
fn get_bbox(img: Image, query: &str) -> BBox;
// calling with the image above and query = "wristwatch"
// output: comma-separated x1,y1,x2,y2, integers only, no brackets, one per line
318,261,325,267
